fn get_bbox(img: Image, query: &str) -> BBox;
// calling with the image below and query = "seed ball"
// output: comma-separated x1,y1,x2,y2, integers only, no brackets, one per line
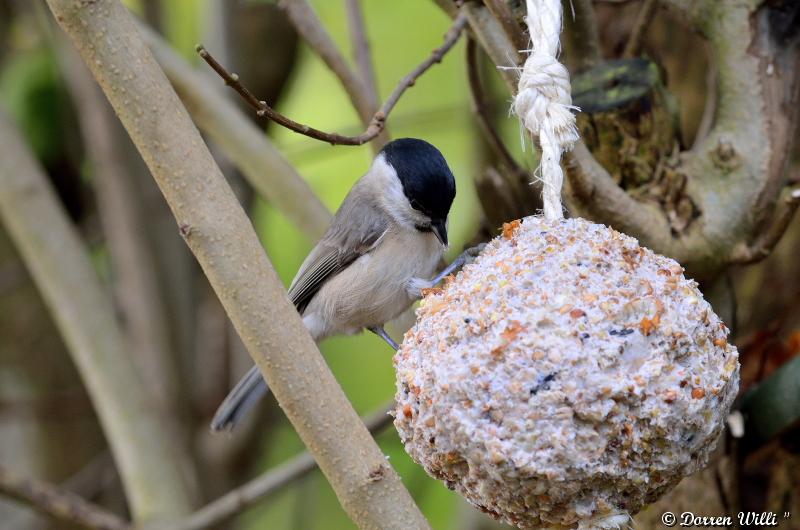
393,216,739,529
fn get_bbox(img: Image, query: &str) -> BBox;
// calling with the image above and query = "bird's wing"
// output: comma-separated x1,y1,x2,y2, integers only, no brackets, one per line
288,194,389,313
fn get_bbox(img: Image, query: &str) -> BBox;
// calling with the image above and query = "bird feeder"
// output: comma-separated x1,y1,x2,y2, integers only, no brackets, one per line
394,216,739,529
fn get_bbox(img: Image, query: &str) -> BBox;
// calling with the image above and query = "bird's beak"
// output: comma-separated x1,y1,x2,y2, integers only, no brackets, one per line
432,218,448,248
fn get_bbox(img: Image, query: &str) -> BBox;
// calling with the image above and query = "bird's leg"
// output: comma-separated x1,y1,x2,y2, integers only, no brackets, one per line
406,243,487,298
431,243,486,285
369,326,400,350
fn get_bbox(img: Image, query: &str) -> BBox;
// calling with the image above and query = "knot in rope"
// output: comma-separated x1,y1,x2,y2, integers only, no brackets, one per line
512,0,579,220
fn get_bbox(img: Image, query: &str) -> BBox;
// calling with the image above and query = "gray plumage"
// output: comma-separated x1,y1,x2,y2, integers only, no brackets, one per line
211,139,454,432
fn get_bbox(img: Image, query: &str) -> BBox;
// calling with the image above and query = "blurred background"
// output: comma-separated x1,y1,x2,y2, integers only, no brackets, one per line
0,0,797,529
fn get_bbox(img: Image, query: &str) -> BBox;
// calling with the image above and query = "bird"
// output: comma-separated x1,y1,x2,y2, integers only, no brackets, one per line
211,138,476,432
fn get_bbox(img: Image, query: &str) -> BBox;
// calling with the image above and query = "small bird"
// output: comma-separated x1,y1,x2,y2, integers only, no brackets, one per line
212,138,469,432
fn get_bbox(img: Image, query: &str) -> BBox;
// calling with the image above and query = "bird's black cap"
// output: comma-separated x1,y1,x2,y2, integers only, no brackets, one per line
380,138,456,222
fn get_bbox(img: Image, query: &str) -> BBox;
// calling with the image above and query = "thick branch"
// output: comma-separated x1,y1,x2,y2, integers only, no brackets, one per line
196,12,468,146
0,109,193,521
45,1,429,528
483,0,528,55
565,142,673,244
139,23,332,241
168,403,395,530
0,463,129,530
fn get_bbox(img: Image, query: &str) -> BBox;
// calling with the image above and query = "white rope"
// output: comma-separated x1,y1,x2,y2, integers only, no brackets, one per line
513,0,579,221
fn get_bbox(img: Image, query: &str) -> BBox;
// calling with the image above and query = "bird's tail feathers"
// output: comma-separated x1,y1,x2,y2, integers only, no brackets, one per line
210,365,269,433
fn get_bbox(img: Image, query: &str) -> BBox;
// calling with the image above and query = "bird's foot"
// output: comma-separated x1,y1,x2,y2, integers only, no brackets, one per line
368,326,400,350
408,243,487,299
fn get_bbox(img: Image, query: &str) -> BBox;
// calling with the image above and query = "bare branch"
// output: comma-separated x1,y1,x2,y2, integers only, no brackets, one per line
139,23,332,241
45,1,430,528
563,0,602,70
622,0,658,58
0,463,129,530
462,3,522,89
692,60,717,150
197,12,467,146
0,108,193,520
277,0,374,124
465,36,527,183
483,0,528,56
731,185,800,264
169,403,395,530
565,142,672,244
345,0,379,112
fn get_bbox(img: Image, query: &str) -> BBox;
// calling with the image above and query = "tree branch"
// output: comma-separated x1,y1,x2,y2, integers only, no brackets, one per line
45,1,430,528
483,0,528,56
563,0,602,71
168,402,395,530
446,0,800,278
57,35,191,452
279,0,389,151
622,0,658,58
465,36,531,196
277,0,374,125
138,23,332,241
565,142,673,244
196,12,467,146
730,185,800,264
345,0,379,113
462,2,522,89
0,403,394,530
0,108,194,521
0,463,129,530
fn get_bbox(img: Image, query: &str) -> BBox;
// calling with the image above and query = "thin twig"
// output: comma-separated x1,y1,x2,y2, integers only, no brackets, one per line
196,12,468,146
343,0,388,151
277,0,374,124
0,463,130,530
168,402,395,530
465,36,526,181
730,185,800,264
6,452,116,530
139,22,332,241
483,0,528,56
623,0,658,58
345,0,379,111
